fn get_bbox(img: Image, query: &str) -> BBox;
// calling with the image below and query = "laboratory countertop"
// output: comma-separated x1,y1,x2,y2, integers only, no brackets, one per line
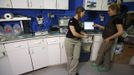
0,32,102,44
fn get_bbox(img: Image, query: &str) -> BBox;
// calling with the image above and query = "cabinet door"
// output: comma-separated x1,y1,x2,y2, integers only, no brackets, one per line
28,39,49,70
29,0,44,9
84,0,102,10
60,37,67,64
5,41,33,75
0,0,12,8
11,0,28,8
0,44,5,58
84,0,103,10
0,56,14,75
95,0,102,10
47,37,60,65
57,0,69,10
90,35,103,61
0,44,13,75
101,0,109,11
44,0,56,9
28,39,46,47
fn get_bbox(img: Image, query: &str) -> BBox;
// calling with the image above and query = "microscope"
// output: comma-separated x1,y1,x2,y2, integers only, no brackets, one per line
35,15,48,36
36,15,44,31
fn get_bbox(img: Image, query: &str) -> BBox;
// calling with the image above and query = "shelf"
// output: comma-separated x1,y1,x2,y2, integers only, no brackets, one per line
0,17,31,22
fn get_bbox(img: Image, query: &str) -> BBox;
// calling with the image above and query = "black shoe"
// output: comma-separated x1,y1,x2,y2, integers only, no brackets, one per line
76,73,79,75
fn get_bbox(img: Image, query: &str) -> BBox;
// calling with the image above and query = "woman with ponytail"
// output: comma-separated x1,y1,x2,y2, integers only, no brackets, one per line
65,6,88,75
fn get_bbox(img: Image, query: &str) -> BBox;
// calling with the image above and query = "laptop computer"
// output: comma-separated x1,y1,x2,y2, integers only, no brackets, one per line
83,21,96,33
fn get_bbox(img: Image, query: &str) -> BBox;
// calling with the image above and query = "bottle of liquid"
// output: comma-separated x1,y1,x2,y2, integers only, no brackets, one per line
13,24,22,36
4,24,14,39
4,24,13,35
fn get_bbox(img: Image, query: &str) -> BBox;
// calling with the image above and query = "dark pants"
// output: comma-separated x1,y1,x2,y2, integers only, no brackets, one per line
95,40,114,68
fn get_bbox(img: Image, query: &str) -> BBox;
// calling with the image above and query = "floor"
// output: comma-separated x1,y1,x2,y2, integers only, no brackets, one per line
24,62,134,75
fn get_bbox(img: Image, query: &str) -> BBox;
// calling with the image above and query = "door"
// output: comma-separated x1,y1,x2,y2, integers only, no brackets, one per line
28,39,49,70
11,0,28,8
29,0,44,9
4,41,33,75
0,0,12,8
57,0,69,10
47,37,60,65
44,0,57,9
60,37,67,64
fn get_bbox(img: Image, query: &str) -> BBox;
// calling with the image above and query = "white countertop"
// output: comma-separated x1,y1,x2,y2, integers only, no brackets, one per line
0,32,102,44
0,34,66,44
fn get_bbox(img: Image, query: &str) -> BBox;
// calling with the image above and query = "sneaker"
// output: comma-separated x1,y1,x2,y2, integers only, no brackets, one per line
97,66,111,72
91,63,98,69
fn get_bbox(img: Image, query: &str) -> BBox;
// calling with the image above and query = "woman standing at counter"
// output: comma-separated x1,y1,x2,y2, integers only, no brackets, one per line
65,6,88,75
92,3,124,72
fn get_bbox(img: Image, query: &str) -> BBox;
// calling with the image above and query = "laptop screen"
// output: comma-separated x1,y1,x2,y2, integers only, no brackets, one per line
84,22,94,30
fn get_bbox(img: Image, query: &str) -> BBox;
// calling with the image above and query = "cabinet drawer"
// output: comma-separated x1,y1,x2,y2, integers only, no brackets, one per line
29,46,47,54
28,39,46,47
46,37,60,45
4,41,28,52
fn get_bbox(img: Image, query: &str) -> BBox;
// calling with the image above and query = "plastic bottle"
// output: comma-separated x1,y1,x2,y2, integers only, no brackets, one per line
13,24,22,35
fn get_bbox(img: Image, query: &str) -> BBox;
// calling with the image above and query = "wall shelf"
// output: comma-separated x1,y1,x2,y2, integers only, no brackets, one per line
0,17,31,32
0,17,31,22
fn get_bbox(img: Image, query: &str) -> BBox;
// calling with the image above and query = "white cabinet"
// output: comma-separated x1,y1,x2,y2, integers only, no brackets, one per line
44,0,69,10
84,0,109,11
84,0,101,10
28,39,49,70
95,0,103,10
28,0,44,9
1,0,69,9
0,44,13,75
0,56,14,75
11,0,44,9
44,0,57,9
0,44,5,58
90,35,103,61
101,0,109,11
57,0,69,10
60,37,67,64
11,0,28,8
47,37,61,65
0,0,12,8
4,41,33,75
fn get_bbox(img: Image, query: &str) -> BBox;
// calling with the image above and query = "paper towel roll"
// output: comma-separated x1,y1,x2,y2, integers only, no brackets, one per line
4,13,14,19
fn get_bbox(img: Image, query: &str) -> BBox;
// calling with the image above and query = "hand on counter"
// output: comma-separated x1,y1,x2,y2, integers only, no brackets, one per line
93,24,99,27
93,24,105,30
